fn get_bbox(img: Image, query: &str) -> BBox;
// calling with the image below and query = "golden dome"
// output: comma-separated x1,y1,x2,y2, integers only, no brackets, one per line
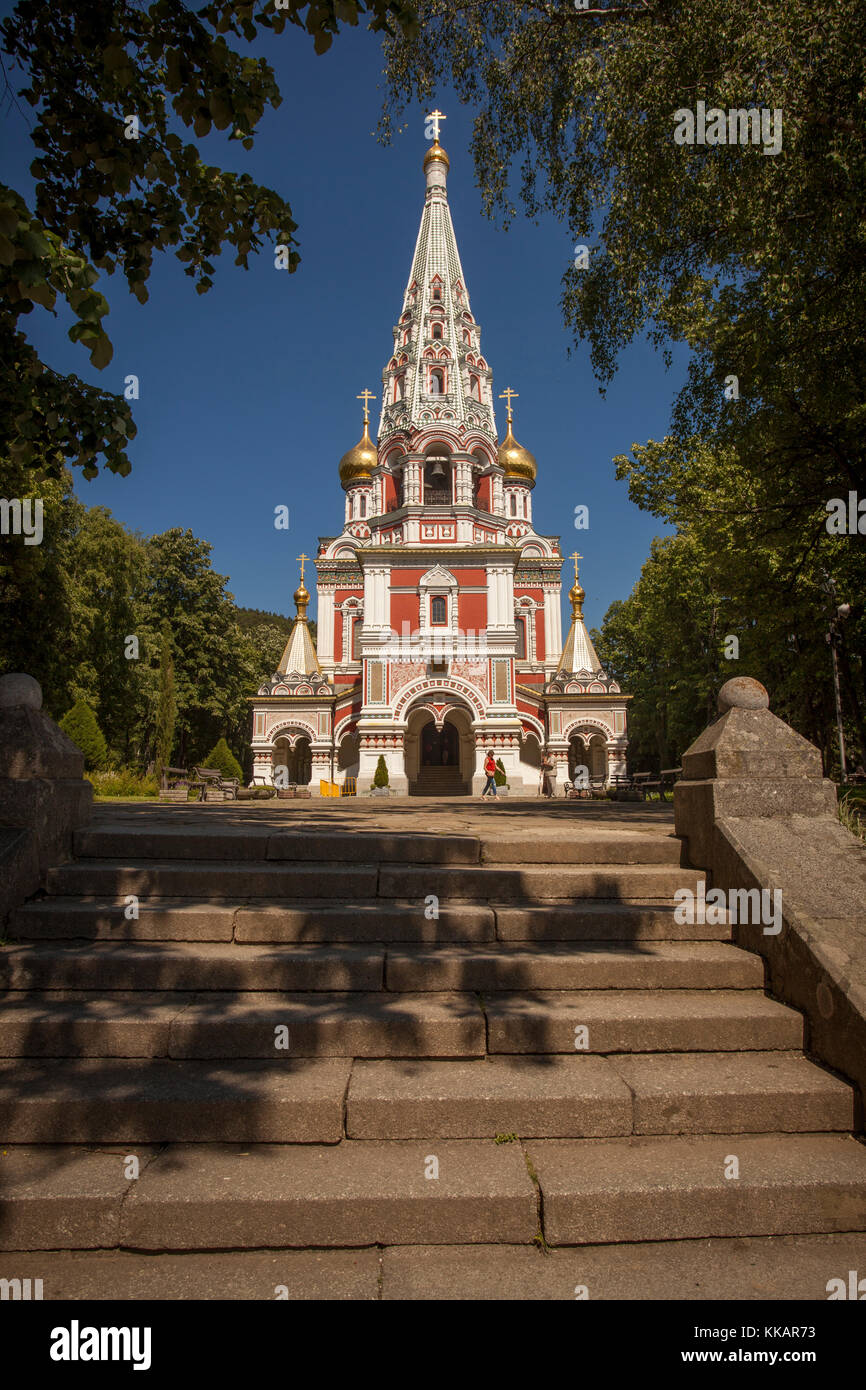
569,579,585,619
293,580,310,613
498,424,537,483
423,140,450,172
339,419,377,487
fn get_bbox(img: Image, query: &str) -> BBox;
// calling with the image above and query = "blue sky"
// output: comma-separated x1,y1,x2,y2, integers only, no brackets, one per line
3,14,688,633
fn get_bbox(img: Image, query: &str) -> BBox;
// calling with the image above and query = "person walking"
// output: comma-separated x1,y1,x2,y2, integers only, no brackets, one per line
481,749,499,799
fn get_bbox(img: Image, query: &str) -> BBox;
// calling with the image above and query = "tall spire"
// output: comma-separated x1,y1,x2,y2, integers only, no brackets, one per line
277,558,321,676
558,553,603,674
378,113,497,443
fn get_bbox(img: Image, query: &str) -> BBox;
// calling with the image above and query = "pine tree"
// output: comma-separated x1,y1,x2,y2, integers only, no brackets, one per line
203,737,243,782
494,758,507,786
59,699,108,770
373,754,389,788
155,620,176,784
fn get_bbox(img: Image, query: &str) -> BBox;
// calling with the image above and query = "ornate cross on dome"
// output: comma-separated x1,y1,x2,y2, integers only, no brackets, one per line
297,553,309,581
570,551,583,579
499,387,519,423
425,109,446,141
357,389,375,423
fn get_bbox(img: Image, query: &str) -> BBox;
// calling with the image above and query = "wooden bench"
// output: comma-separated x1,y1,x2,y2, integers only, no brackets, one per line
660,767,683,800
193,767,239,802
632,771,662,800
159,767,191,803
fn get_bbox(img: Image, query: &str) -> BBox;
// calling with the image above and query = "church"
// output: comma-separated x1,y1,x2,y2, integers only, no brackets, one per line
250,119,629,796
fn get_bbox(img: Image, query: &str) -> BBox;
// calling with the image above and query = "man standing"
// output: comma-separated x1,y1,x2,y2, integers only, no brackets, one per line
541,750,556,798
482,749,498,798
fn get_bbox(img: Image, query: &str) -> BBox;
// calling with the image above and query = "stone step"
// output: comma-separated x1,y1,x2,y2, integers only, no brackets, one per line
0,991,486,1059
484,990,802,1053
346,1053,854,1140
0,940,760,993
2,1134,864,1253
9,899,496,943
479,834,686,866
384,943,763,992
44,860,704,902
0,1141,538,1251
379,864,705,900
0,942,386,992
0,1058,351,1143
4,1232,866,1299
528,1133,866,1245
494,902,729,942
73,827,482,865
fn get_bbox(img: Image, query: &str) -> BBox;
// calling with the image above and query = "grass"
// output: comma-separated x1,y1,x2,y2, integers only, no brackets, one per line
838,787,866,841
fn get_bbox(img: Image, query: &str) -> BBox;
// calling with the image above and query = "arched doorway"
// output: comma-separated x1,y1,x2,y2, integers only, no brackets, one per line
568,731,607,783
273,734,312,786
405,702,473,795
420,719,459,768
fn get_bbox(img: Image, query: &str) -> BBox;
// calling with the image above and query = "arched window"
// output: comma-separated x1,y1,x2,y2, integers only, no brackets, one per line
463,330,471,346
431,595,447,626
469,374,481,400
515,616,526,661
432,287,442,301
430,368,445,394
359,495,367,518
403,328,411,345
509,493,517,516
432,322,443,340
394,375,405,402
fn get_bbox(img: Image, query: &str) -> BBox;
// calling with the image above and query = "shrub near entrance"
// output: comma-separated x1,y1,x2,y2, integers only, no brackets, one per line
372,754,390,791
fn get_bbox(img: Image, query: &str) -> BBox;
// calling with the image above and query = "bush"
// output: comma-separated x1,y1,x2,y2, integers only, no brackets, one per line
86,769,159,798
203,737,243,782
373,754,389,788
494,757,507,787
59,700,108,770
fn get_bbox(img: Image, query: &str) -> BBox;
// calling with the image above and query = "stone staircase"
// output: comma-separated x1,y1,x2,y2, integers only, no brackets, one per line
410,765,467,796
1,810,865,1300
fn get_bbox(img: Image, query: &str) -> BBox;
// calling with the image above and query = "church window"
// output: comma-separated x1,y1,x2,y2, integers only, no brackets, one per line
469,374,481,400
515,617,526,660
431,595,447,626
394,375,405,402
432,323,443,339
509,494,517,516
432,287,442,301
430,367,445,394
403,328,411,345
359,495,367,518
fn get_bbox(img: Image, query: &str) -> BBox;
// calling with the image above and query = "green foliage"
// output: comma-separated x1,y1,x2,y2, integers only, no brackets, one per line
59,698,108,769
86,768,158,798
155,619,176,780
373,754,389,787
494,757,507,786
2,0,418,480
203,736,243,782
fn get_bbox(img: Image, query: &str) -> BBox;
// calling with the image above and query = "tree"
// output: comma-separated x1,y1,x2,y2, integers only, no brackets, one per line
203,735,243,781
59,698,108,770
1,0,419,480
382,1,866,512
373,754,389,787
494,757,506,786
155,620,176,781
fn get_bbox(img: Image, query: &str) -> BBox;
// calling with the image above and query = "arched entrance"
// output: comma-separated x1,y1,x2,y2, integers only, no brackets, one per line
405,700,473,796
421,719,459,769
568,731,607,783
273,734,312,786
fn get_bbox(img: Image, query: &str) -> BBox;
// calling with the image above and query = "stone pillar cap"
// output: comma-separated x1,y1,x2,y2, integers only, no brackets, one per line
718,677,769,714
0,673,43,710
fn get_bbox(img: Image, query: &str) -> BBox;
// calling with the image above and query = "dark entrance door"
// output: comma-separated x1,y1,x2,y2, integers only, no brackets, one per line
420,719,459,768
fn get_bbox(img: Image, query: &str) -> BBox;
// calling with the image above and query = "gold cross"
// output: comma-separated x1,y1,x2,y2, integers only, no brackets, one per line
570,551,583,580
357,389,375,422
499,386,518,423
426,109,446,141
296,553,309,582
